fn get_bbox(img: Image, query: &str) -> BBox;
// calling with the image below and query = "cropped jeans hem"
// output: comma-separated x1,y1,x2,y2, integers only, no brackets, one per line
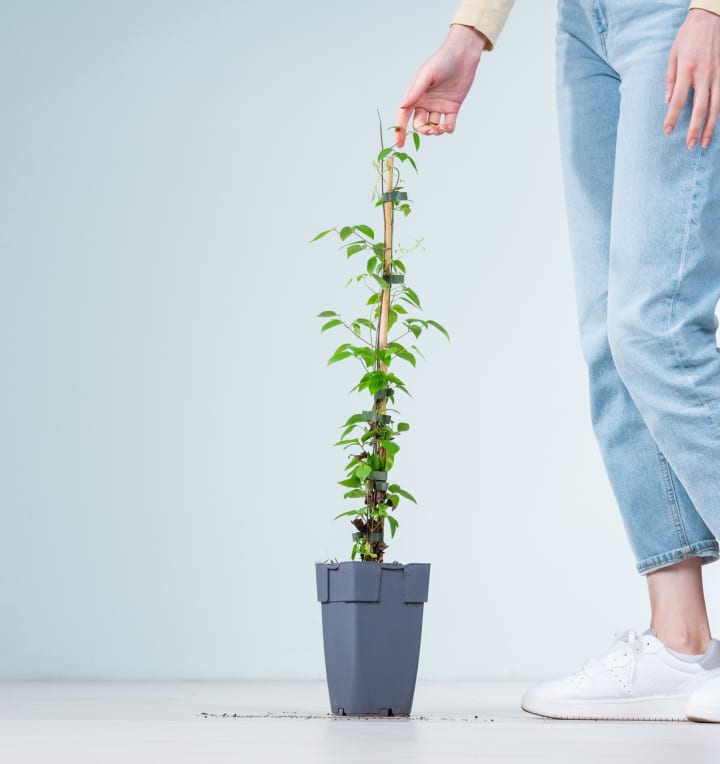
636,540,720,576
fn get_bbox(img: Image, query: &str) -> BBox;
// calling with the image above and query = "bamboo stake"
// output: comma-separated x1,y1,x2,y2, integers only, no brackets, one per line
377,156,394,386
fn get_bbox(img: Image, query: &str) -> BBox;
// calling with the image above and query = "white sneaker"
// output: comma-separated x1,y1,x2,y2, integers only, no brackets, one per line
521,628,720,721
686,671,720,722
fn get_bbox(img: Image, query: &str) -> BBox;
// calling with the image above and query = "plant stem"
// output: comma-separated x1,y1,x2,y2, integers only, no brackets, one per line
366,157,395,562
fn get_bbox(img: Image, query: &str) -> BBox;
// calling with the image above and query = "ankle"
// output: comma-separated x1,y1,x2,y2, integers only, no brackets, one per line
652,624,712,654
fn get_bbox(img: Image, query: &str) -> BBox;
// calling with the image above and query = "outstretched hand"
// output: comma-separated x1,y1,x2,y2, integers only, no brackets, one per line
394,24,487,148
665,8,720,149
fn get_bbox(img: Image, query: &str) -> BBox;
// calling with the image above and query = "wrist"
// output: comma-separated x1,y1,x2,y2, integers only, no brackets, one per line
448,23,487,56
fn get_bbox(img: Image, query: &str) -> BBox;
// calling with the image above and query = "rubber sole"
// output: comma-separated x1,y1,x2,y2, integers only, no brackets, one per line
686,704,720,723
521,695,689,722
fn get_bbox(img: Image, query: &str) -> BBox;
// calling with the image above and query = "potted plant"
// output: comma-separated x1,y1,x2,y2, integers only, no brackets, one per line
312,128,448,717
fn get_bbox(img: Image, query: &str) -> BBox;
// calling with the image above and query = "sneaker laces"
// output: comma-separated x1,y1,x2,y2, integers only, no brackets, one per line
581,628,647,685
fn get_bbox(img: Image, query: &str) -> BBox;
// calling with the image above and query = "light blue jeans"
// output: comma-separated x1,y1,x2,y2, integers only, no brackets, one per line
556,0,720,574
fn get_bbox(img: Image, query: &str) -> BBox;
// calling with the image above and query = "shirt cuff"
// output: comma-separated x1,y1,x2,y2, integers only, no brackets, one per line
689,0,720,15
451,1,514,51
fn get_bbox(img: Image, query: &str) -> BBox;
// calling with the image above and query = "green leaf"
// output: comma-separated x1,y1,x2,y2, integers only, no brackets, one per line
355,317,376,332
371,273,390,290
388,485,417,504
354,463,373,481
321,318,343,333
343,489,366,500
338,424,362,440
403,286,422,308
386,514,399,538
346,243,365,258
355,224,374,239
317,310,339,318
327,350,352,365
427,319,450,340
338,476,361,488
405,323,421,338
380,440,400,455
333,508,366,520
388,308,398,331
310,228,333,243
396,422,410,432
339,226,353,241
351,346,375,367
366,256,379,275
395,348,416,367
367,292,380,305
377,147,392,161
363,370,389,395
412,131,420,151
375,348,392,366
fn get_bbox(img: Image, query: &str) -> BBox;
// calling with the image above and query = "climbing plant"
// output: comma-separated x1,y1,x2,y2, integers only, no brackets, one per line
312,129,448,563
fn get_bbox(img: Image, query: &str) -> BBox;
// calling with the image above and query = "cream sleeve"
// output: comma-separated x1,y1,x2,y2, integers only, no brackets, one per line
452,1,720,53
450,0,516,51
689,0,720,14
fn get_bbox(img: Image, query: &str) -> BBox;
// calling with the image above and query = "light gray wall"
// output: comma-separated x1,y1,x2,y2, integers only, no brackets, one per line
2,0,718,680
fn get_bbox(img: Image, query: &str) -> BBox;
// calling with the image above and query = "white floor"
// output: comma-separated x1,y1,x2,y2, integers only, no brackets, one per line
0,680,718,763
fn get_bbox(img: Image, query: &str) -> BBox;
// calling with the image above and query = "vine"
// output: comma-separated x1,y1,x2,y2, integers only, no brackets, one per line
312,129,448,563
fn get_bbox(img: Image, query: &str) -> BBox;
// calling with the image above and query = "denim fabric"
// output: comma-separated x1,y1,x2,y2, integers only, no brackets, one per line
555,0,720,574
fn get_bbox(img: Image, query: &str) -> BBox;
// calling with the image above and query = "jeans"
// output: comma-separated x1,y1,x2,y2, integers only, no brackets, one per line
555,0,720,574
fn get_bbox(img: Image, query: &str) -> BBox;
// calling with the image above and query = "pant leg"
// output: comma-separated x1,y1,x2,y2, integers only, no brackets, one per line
555,0,719,574
600,0,720,557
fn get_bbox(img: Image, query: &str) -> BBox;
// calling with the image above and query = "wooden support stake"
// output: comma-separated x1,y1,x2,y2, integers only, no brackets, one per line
377,156,394,400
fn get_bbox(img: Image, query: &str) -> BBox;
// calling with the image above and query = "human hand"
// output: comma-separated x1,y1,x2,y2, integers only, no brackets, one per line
664,8,720,149
394,24,487,148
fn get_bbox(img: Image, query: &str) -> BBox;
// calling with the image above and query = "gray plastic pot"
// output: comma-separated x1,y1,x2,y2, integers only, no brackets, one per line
315,560,431,716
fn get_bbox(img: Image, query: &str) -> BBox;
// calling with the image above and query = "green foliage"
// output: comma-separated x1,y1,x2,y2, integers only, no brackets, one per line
312,129,448,562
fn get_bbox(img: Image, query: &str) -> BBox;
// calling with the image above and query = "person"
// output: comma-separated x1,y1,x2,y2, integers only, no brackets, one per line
395,0,720,722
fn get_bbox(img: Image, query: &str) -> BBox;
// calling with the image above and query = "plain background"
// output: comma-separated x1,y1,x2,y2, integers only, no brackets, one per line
2,0,719,680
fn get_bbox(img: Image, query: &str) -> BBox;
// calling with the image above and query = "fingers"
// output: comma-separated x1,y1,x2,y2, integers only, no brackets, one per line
664,69,692,138
701,81,720,148
394,106,411,148
687,83,710,149
665,44,678,104
442,113,457,134
406,108,459,140
412,107,431,133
